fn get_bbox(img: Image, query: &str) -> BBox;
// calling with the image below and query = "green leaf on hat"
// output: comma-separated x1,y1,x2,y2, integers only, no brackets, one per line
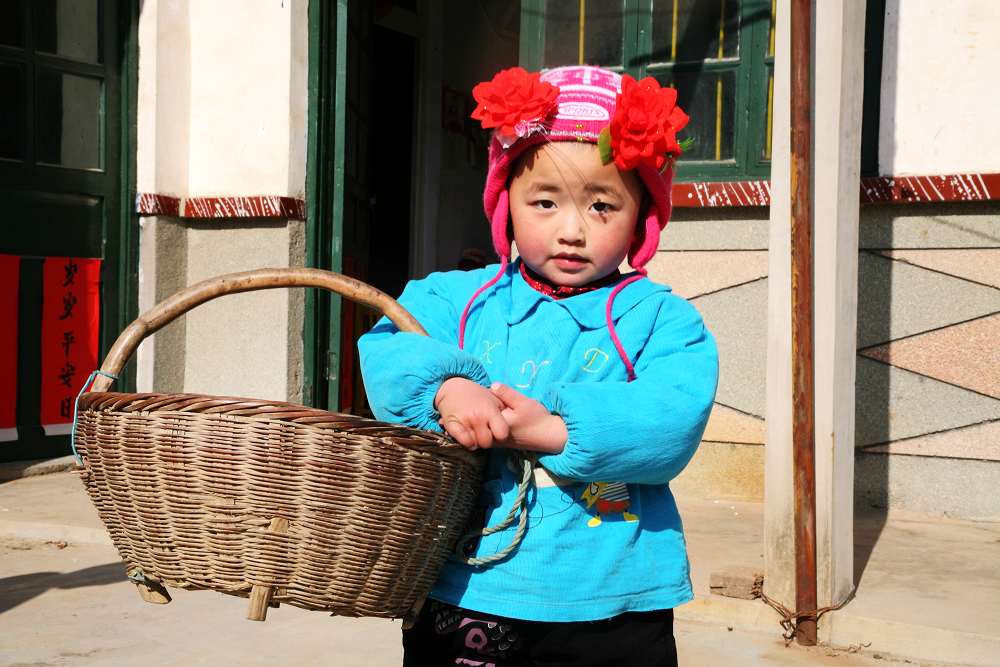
598,126,613,165
678,136,696,153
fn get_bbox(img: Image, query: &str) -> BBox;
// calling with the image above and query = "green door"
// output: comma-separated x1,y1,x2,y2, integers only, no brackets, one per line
0,0,135,462
306,0,417,416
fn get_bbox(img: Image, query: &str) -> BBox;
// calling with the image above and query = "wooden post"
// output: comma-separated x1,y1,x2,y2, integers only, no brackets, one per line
134,578,171,604
790,0,818,647
247,517,289,622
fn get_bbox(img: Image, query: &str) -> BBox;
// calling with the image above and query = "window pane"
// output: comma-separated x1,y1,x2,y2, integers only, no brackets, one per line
36,70,102,169
0,64,26,160
34,0,101,64
768,0,776,58
658,69,737,162
651,0,740,64
544,0,624,68
0,1,25,48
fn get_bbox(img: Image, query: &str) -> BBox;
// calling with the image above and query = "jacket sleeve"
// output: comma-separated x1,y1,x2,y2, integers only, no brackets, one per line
357,272,492,432
537,296,718,485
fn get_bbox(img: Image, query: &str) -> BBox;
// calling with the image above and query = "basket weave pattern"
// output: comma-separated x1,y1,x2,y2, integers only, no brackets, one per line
76,391,484,618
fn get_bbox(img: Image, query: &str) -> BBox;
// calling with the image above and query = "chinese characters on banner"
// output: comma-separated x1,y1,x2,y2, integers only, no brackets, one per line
40,257,101,435
0,255,20,442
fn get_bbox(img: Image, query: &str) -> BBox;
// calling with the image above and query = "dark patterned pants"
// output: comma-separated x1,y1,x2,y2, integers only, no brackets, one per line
402,599,677,667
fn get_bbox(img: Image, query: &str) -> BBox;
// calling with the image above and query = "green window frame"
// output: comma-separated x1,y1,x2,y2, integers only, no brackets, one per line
0,0,138,461
519,0,775,182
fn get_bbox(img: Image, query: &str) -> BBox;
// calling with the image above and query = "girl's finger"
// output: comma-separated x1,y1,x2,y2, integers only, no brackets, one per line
491,383,525,409
488,412,510,443
474,420,494,450
442,417,474,449
487,391,505,410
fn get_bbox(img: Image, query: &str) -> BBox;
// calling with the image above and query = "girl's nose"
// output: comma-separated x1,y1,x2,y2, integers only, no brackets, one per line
557,208,586,244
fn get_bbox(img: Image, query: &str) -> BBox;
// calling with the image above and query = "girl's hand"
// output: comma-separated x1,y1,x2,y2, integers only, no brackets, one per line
435,377,510,450
490,383,567,454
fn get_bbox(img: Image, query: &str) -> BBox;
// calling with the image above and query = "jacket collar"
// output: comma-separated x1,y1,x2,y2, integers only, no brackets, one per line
500,259,669,329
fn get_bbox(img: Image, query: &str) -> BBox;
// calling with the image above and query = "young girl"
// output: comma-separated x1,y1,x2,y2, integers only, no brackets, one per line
359,65,718,667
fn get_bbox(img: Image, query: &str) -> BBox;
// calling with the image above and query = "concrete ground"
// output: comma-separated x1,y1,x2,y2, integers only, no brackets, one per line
1,471,997,666
0,539,920,667
679,497,1000,666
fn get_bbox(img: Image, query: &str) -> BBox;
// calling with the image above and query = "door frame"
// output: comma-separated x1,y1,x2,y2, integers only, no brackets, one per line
304,0,347,411
114,0,141,394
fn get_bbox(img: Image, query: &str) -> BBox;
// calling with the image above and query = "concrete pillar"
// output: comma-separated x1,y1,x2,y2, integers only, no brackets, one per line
812,0,866,612
765,0,867,617
134,0,310,402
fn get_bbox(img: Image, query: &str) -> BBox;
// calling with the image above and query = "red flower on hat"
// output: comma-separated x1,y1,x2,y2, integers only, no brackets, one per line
608,75,689,171
471,67,559,141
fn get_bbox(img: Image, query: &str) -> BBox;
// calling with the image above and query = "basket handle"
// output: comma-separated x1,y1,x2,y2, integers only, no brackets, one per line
90,267,426,392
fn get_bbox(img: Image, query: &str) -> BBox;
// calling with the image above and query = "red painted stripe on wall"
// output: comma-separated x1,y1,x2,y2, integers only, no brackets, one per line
670,172,1000,208
672,180,772,207
135,194,306,220
135,193,180,216
858,173,1000,204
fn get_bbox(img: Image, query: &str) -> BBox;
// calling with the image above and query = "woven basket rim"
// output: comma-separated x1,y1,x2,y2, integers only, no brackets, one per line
78,390,474,458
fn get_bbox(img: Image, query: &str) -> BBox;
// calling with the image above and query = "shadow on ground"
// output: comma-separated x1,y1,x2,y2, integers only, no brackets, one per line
0,562,125,614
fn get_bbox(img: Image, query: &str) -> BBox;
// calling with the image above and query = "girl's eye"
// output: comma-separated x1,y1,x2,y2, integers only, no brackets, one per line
592,201,614,214
534,199,556,210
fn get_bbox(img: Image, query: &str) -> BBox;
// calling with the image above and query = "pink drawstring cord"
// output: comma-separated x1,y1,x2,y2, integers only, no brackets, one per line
458,256,509,350
605,268,647,382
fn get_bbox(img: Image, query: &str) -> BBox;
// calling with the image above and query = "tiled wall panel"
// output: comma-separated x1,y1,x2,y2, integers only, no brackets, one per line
855,202,1000,499
659,202,1000,513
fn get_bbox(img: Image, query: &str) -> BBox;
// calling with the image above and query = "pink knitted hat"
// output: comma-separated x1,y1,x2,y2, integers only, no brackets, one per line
461,65,688,380
478,65,679,270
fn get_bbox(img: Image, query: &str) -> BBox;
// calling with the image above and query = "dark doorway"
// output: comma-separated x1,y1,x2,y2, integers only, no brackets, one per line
370,24,415,302
332,7,418,417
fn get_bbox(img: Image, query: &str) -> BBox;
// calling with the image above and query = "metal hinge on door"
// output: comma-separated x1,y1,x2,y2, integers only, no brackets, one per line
324,351,339,382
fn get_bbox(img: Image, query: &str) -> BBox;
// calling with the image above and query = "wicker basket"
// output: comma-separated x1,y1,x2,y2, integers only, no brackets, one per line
73,268,486,622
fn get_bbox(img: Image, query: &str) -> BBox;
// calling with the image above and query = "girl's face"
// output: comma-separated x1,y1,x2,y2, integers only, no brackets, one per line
509,142,644,287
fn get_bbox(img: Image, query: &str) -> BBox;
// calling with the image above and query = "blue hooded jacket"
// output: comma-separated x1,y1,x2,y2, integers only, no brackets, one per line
358,260,718,621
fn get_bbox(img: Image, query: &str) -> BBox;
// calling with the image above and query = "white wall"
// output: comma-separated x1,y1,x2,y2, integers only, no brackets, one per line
137,0,190,195
187,0,308,197
137,0,308,197
880,0,1000,175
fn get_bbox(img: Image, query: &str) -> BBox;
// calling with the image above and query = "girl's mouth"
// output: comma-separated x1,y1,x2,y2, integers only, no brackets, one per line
552,254,588,270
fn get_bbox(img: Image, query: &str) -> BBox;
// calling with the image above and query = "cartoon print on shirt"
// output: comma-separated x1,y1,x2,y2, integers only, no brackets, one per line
582,482,639,527
514,359,551,390
581,347,611,374
480,340,502,364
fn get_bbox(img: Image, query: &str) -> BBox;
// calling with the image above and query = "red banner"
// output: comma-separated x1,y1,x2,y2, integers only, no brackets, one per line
40,257,101,435
0,255,19,442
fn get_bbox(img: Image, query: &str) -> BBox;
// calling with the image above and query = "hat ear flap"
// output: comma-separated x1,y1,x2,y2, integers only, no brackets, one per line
628,204,661,269
491,189,512,259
